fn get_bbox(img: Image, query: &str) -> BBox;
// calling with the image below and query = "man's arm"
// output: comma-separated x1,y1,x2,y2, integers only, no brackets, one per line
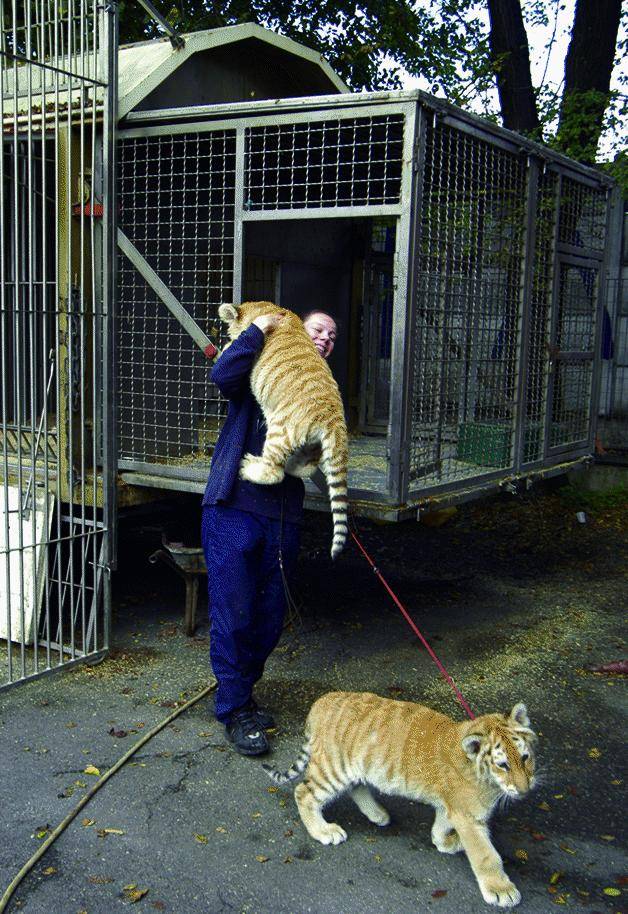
210,315,283,399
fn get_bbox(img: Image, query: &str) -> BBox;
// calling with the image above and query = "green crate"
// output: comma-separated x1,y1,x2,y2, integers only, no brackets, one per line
456,422,510,467
456,422,542,467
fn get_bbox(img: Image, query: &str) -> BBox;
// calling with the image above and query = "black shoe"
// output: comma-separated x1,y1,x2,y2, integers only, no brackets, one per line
225,708,269,756
249,698,276,730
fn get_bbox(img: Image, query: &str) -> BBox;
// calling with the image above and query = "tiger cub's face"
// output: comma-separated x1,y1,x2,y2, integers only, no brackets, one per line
461,703,536,798
218,301,285,340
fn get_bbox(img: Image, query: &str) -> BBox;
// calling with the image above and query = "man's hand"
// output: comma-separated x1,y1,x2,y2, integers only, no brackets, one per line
253,313,285,335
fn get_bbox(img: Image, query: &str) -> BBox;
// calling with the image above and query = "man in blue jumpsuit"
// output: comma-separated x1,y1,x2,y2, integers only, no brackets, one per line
202,310,338,755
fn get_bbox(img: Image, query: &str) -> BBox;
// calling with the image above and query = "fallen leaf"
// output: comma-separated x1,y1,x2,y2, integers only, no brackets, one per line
123,886,149,903
267,786,278,793
283,856,293,864
82,818,95,827
374,854,382,862
84,765,100,776
610,779,622,785
74,780,87,788
96,827,125,838
587,747,602,759
549,872,562,885
538,801,551,811
515,849,528,861
553,793,564,799
194,834,208,844
215,827,226,834
251,812,262,819
603,887,621,897
599,834,615,841
531,831,546,841
559,844,576,855
284,829,293,837
42,867,56,876
552,894,568,905
431,889,447,898
255,855,269,863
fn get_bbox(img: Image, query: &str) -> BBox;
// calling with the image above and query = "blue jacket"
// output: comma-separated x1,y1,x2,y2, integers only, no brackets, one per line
201,324,304,522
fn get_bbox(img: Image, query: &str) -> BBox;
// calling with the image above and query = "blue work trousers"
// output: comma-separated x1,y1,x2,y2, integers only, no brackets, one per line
201,505,301,723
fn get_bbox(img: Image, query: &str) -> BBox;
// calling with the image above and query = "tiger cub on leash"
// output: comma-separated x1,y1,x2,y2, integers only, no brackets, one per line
218,301,348,559
263,691,537,908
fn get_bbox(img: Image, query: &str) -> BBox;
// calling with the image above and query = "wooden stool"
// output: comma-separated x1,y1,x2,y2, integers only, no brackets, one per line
149,537,207,636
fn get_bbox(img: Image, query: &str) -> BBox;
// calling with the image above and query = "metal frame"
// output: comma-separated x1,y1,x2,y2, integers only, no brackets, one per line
115,83,617,517
0,0,116,688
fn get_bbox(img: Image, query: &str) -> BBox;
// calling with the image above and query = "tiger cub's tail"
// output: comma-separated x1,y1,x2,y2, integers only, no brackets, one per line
320,427,349,560
262,742,311,785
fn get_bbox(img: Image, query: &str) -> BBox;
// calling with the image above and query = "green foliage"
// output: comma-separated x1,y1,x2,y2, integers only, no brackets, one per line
553,88,617,165
557,482,628,514
601,149,628,198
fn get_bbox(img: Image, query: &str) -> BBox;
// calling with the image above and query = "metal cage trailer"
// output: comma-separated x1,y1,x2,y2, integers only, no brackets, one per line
117,81,622,521
0,0,116,688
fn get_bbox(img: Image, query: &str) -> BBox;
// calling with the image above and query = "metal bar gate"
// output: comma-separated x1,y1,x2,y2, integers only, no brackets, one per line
0,0,116,688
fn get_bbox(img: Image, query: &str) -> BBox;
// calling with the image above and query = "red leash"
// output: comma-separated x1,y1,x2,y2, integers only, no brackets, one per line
349,529,476,721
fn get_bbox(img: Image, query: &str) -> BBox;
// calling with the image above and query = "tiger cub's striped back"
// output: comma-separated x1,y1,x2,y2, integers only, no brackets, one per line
218,301,348,559
263,691,537,908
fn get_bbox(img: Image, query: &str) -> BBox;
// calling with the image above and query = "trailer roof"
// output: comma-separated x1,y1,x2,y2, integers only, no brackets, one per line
118,23,348,117
1,22,348,122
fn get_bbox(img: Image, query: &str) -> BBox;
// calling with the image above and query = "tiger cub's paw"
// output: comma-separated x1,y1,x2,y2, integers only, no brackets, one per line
479,876,521,908
239,454,283,484
314,822,348,846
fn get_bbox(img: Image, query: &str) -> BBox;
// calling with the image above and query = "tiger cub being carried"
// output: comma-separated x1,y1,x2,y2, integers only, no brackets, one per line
264,691,537,908
218,301,349,559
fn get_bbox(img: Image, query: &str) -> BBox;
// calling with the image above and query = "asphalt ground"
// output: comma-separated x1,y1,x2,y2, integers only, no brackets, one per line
0,478,626,914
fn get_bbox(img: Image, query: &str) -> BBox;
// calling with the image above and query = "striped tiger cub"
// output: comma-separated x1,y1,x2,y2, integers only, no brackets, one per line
264,691,537,908
218,301,348,559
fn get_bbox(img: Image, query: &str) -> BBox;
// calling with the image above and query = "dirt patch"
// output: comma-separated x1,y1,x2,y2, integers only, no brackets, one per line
72,646,162,680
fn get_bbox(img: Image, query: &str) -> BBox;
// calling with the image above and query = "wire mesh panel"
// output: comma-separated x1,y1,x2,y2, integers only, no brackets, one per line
558,177,608,254
547,259,599,450
117,130,236,468
0,0,115,688
409,119,527,490
244,114,404,210
521,171,559,464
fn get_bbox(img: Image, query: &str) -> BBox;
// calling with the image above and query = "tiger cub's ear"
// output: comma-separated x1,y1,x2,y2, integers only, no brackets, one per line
218,303,239,322
509,703,530,728
461,734,484,760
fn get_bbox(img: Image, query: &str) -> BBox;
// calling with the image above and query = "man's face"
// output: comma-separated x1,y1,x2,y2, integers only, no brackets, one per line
303,312,337,359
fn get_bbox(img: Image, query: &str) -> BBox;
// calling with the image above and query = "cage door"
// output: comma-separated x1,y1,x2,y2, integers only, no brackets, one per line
545,256,600,454
359,256,393,433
